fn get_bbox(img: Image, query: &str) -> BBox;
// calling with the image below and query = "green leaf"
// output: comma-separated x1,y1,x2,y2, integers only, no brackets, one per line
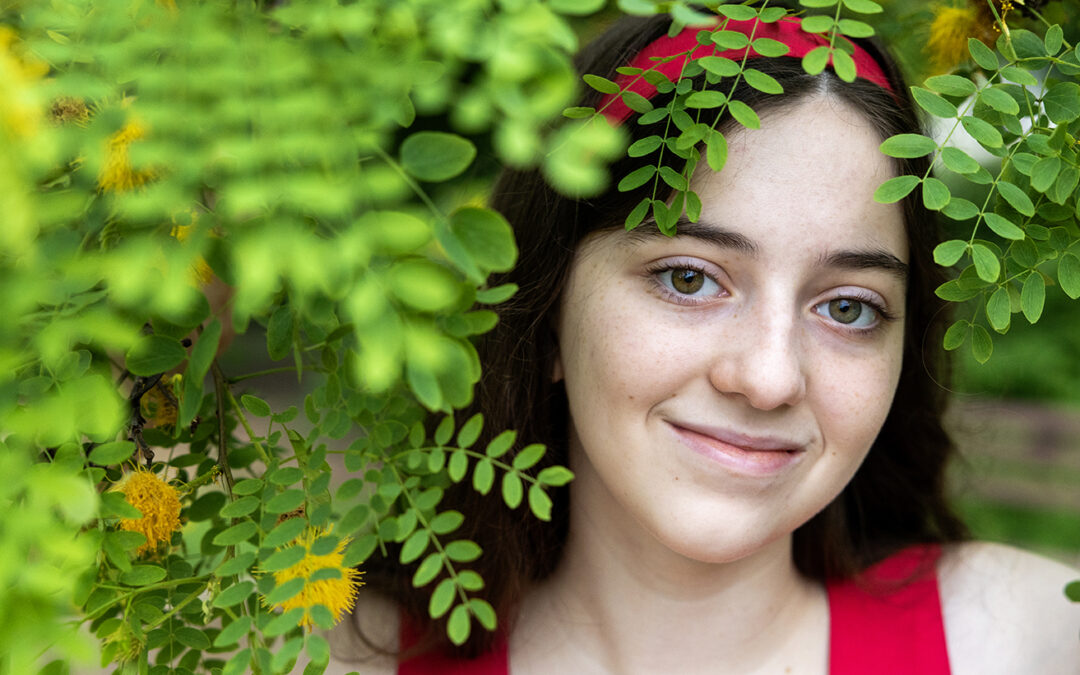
562,106,594,119
936,279,982,302
625,197,651,231
484,430,515,458
706,131,728,173
266,306,293,361
983,213,1024,240
618,165,656,192
212,521,258,547
214,615,252,648
412,552,443,587
1044,24,1064,55
264,517,306,549
458,571,484,591
400,530,429,564
943,320,968,351
971,243,1001,282
512,443,545,471
995,181,1034,217
800,15,834,33
968,38,998,70
528,484,553,521
1030,156,1061,193
1059,253,1080,299
628,136,663,158
800,0,838,7
743,69,783,94
717,4,757,19
447,604,471,646
1042,82,1080,124
961,116,1002,148
940,147,980,175
911,87,957,118
831,49,856,83
978,87,1019,115
125,335,186,376
873,175,920,203
448,449,468,482
922,178,950,211
880,134,936,158
430,510,464,535
215,551,256,577
1021,272,1045,323
537,466,575,486
971,324,993,363
449,207,517,274
582,74,619,95
264,608,304,638
711,30,750,50
802,46,831,75
262,546,306,572
933,240,968,267
472,458,494,495
220,495,260,518
269,467,303,486
986,287,1011,333
942,198,979,221
400,132,477,183
685,91,727,109
213,581,255,609
457,413,483,448
1000,65,1038,86
698,56,741,78
307,635,331,667
241,394,271,417
837,19,874,38
728,100,760,129
925,74,976,97
174,626,212,650
100,491,143,519
429,578,455,619
445,540,482,562
658,166,688,191
89,440,135,466
470,598,498,631
121,565,167,587
751,38,790,58
1065,580,1080,602
501,472,523,509
842,0,883,12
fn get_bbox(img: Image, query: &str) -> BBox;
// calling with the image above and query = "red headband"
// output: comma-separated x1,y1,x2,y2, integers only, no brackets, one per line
599,17,893,124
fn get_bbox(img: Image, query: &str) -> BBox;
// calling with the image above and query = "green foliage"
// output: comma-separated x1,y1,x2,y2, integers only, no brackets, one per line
1,0,585,671
874,22,1080,364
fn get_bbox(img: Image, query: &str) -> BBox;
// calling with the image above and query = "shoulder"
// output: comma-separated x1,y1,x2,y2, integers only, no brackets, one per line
938,541,1080,675
320,590,400,675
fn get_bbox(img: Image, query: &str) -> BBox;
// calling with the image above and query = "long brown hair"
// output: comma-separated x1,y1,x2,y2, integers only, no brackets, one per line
365,12,968,658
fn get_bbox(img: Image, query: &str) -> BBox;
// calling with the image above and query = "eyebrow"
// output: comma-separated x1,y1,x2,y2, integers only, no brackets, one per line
625,215,909,282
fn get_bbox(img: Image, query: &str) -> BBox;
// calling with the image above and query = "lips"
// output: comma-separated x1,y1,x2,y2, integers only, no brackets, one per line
667,421,806,476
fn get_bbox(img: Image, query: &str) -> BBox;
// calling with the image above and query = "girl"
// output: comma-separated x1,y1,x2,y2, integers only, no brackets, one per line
330,11,1080,674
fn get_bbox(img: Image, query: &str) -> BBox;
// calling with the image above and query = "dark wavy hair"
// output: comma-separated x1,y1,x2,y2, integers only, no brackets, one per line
365,11,968,659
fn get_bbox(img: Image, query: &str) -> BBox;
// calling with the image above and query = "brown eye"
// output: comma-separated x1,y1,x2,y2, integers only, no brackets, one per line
828,298,862,324
671,268,705,294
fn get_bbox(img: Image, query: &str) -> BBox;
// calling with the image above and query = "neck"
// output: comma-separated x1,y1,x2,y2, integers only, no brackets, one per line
512,462,828,674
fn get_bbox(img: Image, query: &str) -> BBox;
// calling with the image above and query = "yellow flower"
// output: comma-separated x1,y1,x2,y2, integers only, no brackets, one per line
49,96,90,127
99,120,155,192
117,468,183,556
266,527,364,628
926,2,999,73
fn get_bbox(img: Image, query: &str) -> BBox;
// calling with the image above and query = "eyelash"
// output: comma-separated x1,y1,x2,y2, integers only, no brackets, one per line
644,262,898,334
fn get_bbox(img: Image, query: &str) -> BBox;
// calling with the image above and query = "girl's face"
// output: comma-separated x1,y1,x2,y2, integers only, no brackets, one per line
555,96,908,563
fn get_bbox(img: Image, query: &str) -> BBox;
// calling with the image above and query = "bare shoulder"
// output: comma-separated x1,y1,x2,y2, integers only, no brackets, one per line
938,541,1080,675
320,590,400,675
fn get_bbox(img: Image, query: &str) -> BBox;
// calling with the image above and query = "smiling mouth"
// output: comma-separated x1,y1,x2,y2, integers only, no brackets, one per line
667,422,806,476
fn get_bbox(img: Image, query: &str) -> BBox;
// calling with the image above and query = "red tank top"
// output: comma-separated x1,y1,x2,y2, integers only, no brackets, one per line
398,545,950,674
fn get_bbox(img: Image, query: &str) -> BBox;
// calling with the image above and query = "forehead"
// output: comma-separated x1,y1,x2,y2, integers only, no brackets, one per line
688,95,907,261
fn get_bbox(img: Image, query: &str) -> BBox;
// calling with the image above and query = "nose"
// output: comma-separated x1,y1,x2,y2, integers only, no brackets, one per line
707,306,807,411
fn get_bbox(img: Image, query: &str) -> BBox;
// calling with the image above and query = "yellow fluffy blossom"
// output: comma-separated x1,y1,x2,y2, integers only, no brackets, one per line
926,2,999,73
266,527,364,628
99,120,155,192
49,96,90,127
117,468,183,556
